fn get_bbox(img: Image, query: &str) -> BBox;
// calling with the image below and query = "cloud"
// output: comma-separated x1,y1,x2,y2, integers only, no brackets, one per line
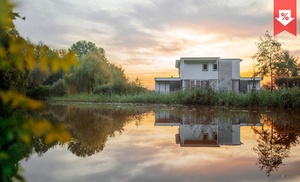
12,0,300,88
14,0,271,48
290,50,300,58
129,0,271,37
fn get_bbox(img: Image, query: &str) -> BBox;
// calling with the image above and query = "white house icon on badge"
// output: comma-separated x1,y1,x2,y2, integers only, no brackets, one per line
276,10,294,26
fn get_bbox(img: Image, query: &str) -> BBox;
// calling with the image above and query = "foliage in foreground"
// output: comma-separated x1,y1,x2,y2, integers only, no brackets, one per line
0,1,75,181
51,88,300,109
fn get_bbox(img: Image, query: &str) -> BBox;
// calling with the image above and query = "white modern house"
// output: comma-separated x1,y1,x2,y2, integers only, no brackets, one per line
155,57,262,93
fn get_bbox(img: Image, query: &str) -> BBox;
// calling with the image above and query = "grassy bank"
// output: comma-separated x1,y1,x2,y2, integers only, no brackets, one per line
49,88,300,109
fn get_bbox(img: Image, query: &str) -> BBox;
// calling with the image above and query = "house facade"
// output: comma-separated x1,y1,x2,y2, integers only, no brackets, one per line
155,57,262,93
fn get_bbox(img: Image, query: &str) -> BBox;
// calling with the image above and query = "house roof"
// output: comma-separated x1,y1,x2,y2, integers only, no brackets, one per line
240,77,263,81
175,57,220,68
180,57,220,61
221,58,243,61
154,77,181,81
175,57,242,68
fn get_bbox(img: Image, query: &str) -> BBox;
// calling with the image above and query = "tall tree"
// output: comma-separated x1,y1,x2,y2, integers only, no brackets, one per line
252,31,282,91
69,40,106,60
65,51,113,93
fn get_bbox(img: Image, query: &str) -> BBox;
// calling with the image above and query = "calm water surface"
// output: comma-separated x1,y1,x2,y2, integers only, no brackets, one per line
20,102,300,182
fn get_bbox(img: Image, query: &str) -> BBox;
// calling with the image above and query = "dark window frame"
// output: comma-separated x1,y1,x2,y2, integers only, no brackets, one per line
213,133,218,141
213,63,218,71
203,133,209,141
203,63,208,71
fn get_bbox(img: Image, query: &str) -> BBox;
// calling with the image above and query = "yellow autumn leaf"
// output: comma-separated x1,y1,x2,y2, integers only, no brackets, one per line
19,132,31,144
23,118,71,144
50,58,58,73
24,118,49,136
45,124,71,144
0,47,6,57
15,55,24,70
0,90,45,110
33,119,51,136
40,55,48,72
56,125,72,142
61,60,70,72
0,0,14,28
25,45,36,70
45,134,55,144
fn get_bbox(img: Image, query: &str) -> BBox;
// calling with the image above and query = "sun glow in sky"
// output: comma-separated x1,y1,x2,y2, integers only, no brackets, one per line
13,0,300,89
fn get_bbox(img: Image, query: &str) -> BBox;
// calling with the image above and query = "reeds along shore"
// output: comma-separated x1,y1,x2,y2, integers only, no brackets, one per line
50,88,300,109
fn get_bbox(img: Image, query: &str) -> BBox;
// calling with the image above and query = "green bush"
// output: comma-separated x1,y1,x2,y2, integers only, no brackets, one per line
93,82,147,95
27,85,50,99
94,83,114,95
50,79,67,96
112,82,127,94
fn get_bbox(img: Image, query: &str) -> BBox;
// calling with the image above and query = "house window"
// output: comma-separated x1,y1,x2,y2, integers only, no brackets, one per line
203,63,208,71
213,133,218,141
203,133,209,141
213,63,218,71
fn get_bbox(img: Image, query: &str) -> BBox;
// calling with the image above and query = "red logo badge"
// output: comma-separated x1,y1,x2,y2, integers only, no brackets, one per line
274,0,297,36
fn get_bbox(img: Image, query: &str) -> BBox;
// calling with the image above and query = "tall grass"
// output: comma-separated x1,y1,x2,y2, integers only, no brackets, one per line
50,88,300,109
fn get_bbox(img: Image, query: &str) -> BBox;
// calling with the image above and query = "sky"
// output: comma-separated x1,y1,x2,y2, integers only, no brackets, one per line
13,0,300,89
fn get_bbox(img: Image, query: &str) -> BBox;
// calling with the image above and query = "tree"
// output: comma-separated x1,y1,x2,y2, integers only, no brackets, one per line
69,40,106,60
66,41,112,93
66,51,113,93
27,64,50,91
274,50,299,77
67,40,147,95
252,31,282,91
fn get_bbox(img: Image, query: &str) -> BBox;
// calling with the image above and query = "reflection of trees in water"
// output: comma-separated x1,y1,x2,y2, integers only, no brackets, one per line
252,110,300,176
64,107,121,157
29,104,148,157
30,137,57,156
28,105,300,176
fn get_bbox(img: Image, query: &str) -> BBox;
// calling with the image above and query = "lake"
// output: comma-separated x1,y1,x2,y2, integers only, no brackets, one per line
20,102,300,182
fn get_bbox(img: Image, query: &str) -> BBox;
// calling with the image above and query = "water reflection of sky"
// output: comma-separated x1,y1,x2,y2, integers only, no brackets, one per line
21,112,300,182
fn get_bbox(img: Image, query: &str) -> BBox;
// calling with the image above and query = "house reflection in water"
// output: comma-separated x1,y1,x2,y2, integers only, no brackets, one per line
155,110,261,147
